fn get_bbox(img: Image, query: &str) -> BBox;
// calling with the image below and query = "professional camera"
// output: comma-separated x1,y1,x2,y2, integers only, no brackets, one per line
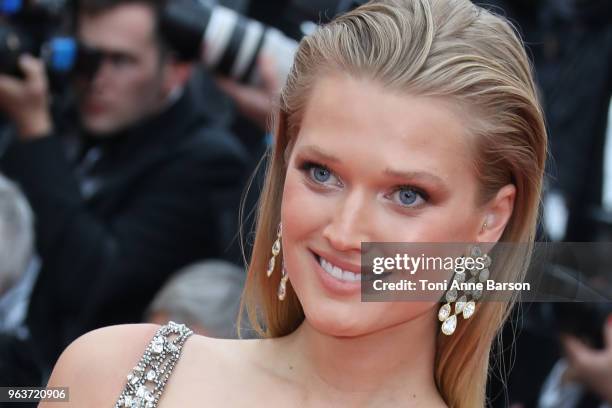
160,0,368,86
0,0,80,77
1,0,368,84
159,0,298,86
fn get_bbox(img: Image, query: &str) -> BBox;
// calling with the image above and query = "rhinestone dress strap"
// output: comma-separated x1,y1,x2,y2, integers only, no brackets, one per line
114,321,193,408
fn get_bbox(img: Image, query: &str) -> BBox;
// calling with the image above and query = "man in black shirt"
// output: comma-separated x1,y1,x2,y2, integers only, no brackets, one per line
0,0,248,371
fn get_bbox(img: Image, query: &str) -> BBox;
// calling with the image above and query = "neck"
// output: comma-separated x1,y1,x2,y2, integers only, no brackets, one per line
279,308,442,406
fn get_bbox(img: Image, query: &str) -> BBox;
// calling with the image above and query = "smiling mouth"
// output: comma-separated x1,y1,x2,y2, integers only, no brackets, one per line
313,251,394,283
314,254,361,282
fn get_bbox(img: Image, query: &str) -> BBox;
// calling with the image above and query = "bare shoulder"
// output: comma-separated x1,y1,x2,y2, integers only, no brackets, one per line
40,323,161,407
153,334,275,406
163,333,262,386
41,322,269,407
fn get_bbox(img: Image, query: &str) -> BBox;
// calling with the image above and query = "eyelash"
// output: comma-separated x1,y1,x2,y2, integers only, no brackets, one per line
297,160,430,209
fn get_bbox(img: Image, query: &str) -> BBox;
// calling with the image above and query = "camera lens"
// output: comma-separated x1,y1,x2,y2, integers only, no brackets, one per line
162,1,298,85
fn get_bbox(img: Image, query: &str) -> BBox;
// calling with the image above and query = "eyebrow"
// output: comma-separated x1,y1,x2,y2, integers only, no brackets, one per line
297,145,448,189
78,39,139,61
298,145,341,163
383,168,446,188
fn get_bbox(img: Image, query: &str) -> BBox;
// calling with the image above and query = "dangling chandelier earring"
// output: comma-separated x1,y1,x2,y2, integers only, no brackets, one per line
266,223,289,301
278,262,289,301
438,243,491,335
266,223,282,278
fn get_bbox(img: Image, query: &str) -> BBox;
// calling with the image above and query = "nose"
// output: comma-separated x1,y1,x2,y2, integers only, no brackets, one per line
322,188,372,253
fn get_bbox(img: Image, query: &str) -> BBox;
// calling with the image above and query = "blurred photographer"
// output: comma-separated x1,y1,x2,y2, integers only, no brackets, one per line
0,0,248,373
562,318,612,404
0,173,34,331
538,316,612,407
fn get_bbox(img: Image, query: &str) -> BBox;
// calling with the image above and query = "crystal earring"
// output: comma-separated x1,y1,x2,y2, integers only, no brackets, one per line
266,223,282,278
438,245,490,335
278,262,289,301
265,223,289,301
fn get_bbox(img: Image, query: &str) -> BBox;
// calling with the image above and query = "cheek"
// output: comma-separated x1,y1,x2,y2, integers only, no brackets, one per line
123,71,158,99
281,170,329,244
109,61,158,94
280,171,328,298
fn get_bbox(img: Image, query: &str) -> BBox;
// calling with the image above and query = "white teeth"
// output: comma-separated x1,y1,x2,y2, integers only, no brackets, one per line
319,256,360,282
342,270,358,282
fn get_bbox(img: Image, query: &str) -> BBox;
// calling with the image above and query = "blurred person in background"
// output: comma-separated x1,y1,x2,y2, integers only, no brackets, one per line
146,259,247,338
561,317,612,405
0,0,249,374
538,316,612,408
0,173,42,396
0,172,37,338
0,174,33,302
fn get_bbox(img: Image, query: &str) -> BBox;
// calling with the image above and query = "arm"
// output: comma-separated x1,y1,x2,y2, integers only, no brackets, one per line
215,56,279,133
562,316,612,403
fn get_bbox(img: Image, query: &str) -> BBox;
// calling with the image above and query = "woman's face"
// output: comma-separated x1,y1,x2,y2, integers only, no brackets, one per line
281,73,501,337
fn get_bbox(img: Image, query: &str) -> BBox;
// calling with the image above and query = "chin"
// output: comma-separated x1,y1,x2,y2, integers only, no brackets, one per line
81,116,122,136
307,315,364,338
302,300,378,338
302,295,435,339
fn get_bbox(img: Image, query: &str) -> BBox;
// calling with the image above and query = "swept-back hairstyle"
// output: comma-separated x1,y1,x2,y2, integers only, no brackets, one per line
240,0,547,406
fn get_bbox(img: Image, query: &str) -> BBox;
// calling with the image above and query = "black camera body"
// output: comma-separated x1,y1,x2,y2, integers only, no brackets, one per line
0,0,73,76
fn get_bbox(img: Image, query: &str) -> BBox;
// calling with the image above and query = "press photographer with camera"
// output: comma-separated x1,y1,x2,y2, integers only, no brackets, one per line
0,0,249,375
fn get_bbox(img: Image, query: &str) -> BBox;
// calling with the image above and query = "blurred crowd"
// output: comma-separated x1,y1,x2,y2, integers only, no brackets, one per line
0,0,610,407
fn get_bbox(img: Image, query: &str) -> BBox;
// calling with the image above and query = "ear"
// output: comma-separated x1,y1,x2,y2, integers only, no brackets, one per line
162,61,193,96
478,184,516,243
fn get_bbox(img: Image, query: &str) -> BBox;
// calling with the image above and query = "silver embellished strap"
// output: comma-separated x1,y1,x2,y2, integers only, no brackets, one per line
114,321,193,408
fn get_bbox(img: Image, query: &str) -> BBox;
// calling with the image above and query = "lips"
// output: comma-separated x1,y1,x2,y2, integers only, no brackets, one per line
311,249,388,284
84,102,107,115
310,248,362,284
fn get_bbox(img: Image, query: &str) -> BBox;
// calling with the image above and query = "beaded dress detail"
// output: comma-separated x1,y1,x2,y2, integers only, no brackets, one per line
114,321,193,408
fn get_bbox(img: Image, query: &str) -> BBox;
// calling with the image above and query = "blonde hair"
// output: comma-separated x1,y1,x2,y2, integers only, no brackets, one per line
239,0,547,406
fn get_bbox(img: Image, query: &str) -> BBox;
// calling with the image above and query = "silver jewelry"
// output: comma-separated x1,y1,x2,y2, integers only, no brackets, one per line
278,262,289,301
114,321,193,408
266,223,282,277
266,222,290,301
438,245,490,335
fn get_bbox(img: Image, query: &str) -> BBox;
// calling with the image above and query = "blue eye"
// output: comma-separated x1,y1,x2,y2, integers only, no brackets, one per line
392,187,426,207
311,166,331,183
299,162,342,187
